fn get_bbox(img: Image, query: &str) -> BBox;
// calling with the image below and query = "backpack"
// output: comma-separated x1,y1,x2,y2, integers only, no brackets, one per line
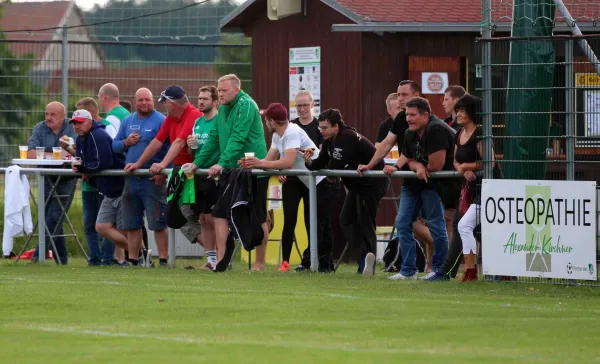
382,236,427,273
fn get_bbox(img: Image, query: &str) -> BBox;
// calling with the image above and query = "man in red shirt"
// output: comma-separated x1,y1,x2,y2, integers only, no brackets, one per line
124,85,203,245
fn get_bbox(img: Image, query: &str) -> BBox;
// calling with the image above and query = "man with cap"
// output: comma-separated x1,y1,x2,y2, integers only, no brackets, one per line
124,85,203,246
70,110,132,264
190,74,268,271
242,103,337,272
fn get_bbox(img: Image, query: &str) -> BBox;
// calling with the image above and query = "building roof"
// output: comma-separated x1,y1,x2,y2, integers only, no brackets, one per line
1,1,101,60
221,0,600,33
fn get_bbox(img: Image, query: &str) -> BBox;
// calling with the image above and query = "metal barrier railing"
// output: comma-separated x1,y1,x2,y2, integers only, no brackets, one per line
0,167,460,271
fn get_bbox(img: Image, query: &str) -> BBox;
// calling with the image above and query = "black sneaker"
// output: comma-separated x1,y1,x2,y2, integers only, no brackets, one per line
159,261,168,267
295,265,309,272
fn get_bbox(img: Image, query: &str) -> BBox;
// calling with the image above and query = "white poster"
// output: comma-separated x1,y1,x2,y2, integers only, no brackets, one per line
584,90,600,137
421,72,448,94
289,46,321,119
481,179,597,280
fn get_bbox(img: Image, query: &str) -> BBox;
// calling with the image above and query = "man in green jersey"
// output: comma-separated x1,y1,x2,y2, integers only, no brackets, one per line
185,86,220,270
191,74,269,271
97,83,130,263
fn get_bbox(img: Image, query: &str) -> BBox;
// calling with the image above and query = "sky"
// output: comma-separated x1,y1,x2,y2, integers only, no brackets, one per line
11,0,246,11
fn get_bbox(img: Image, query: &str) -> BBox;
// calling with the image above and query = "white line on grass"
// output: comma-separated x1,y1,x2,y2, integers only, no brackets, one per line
4,276,600,315
13,324,544,361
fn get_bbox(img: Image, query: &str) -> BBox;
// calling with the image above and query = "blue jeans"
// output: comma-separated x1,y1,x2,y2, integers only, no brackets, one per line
121,177,167,231
33,176,77,265
395,186,448,276
82,190,115,265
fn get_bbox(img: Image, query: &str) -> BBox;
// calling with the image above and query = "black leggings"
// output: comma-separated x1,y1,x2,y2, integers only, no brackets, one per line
281,177,310,262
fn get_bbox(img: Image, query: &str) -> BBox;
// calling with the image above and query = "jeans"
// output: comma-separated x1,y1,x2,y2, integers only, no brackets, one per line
33,176,77,265
395,186,448,276
82,190,115,265
339,179,389,268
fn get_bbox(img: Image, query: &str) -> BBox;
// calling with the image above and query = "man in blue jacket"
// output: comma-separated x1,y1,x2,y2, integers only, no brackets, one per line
70,110,132,264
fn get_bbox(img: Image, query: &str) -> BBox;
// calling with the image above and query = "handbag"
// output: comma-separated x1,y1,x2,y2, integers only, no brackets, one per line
458,181,472,216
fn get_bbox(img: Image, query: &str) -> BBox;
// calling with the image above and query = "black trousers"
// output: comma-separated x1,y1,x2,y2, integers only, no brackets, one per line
294,179,339,270
339,179,390,265
281,176,310,262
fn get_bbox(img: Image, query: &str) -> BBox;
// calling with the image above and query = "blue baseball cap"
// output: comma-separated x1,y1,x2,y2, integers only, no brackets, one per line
158,85,186,103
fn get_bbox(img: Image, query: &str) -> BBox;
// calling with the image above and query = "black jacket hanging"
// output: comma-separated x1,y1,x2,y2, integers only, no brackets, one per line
218,168,264,251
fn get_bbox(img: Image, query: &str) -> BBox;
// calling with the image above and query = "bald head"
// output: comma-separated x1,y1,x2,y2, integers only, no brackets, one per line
45,101,66,132
134,87,155,116
98,83,121,112
99,83,119,98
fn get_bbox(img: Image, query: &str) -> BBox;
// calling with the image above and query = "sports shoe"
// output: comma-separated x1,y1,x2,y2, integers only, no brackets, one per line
295,264,308,272
199,262,214,271
117,260,132,267
458,268,478,282
362,252,376,277
422,272,451,282
159,260,168,267
388,272,417,280
278,261,290,272
418,272,437,280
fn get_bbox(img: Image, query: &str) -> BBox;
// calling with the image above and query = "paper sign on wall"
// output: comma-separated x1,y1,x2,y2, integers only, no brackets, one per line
421,72,449,94
289,46,321,119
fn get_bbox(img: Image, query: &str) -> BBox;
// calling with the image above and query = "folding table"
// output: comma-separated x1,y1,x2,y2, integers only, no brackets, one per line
11,159,88,264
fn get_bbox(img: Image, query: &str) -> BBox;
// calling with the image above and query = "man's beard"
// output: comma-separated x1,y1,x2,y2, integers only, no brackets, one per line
201,106,213,113
137,107,153,116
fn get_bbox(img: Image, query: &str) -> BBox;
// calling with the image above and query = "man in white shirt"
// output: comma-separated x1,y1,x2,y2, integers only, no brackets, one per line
242,103,336,272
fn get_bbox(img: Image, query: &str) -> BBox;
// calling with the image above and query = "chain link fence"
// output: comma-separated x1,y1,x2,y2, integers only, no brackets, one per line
0,36,251,257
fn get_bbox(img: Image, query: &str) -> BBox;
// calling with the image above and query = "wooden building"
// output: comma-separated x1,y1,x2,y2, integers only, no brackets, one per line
221,0,599,225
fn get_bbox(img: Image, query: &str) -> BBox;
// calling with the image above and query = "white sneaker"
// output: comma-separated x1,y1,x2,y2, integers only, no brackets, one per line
362,252,376,277
418,272,437,280
388,272,417,280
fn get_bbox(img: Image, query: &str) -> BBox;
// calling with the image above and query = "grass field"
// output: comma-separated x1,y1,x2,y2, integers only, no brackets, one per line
1,259,599,363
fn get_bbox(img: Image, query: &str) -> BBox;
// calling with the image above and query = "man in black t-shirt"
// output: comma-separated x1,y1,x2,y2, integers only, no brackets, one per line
388,97,457,281
375,93,401,147
358,80,420,175
442,85,466,132
306,108,389,277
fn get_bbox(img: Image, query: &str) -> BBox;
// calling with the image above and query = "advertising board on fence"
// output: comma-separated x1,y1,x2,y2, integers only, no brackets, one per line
481,179,597,280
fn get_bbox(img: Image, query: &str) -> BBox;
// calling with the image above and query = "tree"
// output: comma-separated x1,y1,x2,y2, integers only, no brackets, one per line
215,34,252,94
0,7,45,162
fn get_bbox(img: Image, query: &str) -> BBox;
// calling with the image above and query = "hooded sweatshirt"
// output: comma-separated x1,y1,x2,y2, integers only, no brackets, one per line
75,121,125,198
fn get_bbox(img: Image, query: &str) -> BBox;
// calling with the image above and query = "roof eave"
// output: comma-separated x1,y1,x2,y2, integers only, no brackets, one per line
332,21,600,33
220,0,258,31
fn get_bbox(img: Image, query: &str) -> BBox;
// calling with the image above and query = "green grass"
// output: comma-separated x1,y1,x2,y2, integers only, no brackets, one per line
0,260,599,363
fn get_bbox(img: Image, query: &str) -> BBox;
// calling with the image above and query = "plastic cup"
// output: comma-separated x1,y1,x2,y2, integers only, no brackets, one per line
130,125,141,134
35,147,45,160
190,134,199,150
181,163,194,180
19,146,27,159
244,152,255,159
391,146,399,159
72,157,82,172
52,147,62,160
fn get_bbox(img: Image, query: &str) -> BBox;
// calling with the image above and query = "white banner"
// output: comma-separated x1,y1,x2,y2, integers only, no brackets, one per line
421,72,448,94
481,179,597,280
289,46,321,119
